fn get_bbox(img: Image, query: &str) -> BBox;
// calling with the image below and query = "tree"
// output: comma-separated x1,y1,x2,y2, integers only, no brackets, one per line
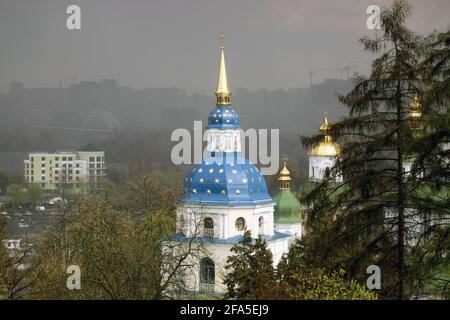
278,240,377,300
126,170,183,214
6,184,27,208
0,171,22,196
288,268,377,300
26,184,42,205
35,195,169,299
223,231,278,299
223,236,376,300
0,216,40,300
30,172,204,300
405,28,450,298
301,0,436,299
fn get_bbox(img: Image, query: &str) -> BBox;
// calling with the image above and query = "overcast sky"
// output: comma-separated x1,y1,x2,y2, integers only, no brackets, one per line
0,0,449,94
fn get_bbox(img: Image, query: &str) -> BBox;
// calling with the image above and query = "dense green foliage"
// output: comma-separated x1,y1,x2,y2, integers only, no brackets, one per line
224,233,376,300
301,0,449,299
0,171,206,300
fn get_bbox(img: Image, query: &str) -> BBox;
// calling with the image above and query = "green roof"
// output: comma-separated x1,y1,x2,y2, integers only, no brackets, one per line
414,183,449,202
274,189,303,224
298,181,346,203
298,180,447,209
77,144,104,152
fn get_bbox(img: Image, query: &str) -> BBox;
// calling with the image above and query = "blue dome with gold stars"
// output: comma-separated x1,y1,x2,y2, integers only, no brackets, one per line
184,153,273,206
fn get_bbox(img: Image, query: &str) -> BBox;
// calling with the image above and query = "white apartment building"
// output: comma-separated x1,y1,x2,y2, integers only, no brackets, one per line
24,144,106,192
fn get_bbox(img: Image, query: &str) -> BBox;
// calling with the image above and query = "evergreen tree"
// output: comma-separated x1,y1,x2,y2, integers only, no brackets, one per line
407,28,450,298
223,231,278,299
224,237,376,300
301,0,435,299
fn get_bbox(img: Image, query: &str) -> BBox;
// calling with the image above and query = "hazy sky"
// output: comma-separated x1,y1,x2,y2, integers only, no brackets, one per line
0,0,449,94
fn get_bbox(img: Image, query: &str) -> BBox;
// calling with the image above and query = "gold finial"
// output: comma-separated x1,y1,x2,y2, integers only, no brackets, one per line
278,155,292,189
319,112,330,133
410,95,422,119
215,33,231,106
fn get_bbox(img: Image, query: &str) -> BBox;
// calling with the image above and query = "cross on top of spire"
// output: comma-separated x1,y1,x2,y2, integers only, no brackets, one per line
219,33,225,49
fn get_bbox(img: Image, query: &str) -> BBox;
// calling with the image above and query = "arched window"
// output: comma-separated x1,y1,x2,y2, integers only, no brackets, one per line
258,216,264,235
204,217,214,237
235,217,246,231
200,258,215,293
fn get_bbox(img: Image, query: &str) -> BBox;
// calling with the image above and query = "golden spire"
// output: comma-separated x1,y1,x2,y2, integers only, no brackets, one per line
215,33,231,106
309,112,340,157
278,155,292,190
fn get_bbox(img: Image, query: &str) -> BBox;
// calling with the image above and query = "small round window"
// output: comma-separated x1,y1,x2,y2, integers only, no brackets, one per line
235,217,246,231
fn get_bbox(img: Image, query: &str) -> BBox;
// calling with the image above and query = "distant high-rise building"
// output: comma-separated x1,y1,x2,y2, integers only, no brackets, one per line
23,144,106,192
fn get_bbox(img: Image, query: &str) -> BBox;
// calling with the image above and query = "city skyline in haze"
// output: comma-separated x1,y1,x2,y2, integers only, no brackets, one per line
0,0,449,94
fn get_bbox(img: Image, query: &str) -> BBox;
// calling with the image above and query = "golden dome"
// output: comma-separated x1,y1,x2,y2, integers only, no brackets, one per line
309,140,340,156
309,113,340,157
278,163,292,182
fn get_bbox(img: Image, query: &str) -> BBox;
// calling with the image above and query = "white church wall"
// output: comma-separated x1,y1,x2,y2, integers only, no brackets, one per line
179,237,290,295
177,203,275,239
309,155,342,182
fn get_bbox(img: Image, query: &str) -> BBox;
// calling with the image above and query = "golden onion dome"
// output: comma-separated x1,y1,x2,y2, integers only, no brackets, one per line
278,163,292,182
309,140,340,156
309,113,340,157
